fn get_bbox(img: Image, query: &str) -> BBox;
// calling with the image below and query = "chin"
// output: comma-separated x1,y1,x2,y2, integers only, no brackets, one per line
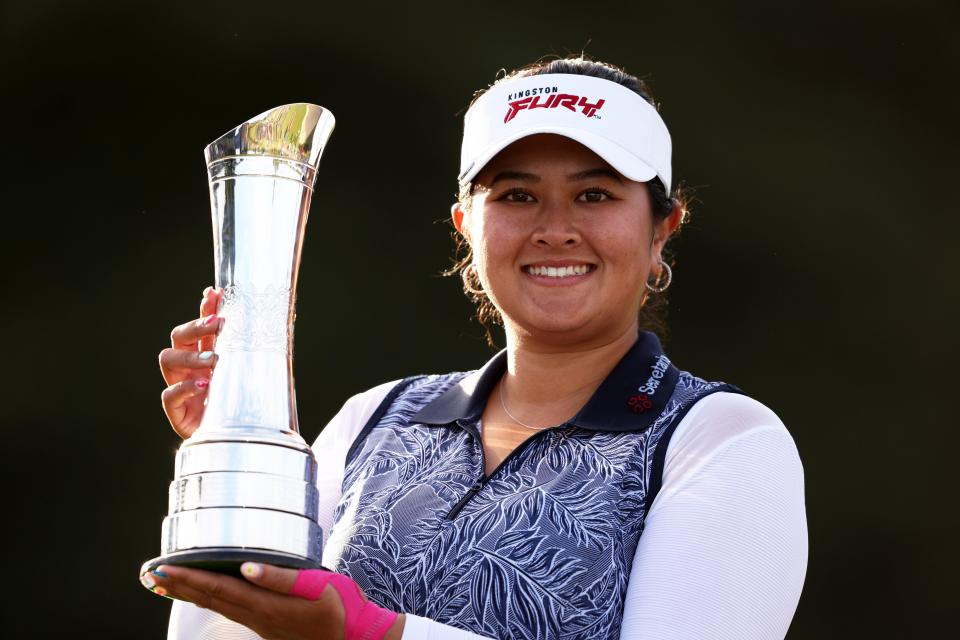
507,308,595,337
504,299,639,344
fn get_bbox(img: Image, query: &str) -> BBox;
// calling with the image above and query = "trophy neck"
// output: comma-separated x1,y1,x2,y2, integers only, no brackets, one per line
193,104,335,444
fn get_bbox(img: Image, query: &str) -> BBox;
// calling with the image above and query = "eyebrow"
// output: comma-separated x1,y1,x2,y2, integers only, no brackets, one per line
488,167,623,185
567,168,624,183
489,170,540,185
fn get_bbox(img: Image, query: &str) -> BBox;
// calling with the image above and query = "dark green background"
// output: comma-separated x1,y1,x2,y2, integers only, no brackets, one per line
2,0,957,636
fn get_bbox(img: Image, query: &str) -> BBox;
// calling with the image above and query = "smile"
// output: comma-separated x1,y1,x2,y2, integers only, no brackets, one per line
523,263,595,278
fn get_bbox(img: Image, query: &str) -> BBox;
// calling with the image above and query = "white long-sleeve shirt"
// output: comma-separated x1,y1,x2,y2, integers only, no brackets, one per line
169,383,807,639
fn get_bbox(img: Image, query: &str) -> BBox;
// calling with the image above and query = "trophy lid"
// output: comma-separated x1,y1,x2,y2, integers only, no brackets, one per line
204,103,335,168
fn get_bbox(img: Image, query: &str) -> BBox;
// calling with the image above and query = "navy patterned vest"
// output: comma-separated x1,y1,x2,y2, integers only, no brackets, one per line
323,332,741,640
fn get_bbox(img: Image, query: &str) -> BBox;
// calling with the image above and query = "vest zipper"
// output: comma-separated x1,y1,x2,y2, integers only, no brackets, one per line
447,482,483,519
446,424,576,520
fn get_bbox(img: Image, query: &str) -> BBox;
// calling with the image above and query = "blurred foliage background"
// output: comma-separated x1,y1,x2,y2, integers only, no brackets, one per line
1,0,957,636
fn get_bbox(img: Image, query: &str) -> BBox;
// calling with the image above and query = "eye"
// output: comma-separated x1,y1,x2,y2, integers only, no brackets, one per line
499,188,536,203
577,187,614,203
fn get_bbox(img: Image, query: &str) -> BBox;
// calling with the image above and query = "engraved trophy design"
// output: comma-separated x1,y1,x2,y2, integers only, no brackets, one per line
142,104,335,575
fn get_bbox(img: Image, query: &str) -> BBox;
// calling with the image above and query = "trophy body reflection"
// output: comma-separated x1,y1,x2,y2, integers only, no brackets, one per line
143,104,335,575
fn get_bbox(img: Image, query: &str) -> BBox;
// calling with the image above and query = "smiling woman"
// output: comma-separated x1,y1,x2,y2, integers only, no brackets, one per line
452,59,685,347
155,56,808,640
454,134,678,354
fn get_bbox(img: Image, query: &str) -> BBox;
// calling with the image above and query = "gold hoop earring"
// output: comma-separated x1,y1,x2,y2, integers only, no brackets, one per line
463,263,485,296
645,262,672,293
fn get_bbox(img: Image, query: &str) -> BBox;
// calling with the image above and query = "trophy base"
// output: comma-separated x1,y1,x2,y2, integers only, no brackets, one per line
141,548,328,578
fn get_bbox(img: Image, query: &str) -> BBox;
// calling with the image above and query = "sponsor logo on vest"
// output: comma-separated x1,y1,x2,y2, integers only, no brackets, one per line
626,356,671,414
504,86,606,123
627,393,653,413
638,355,671,395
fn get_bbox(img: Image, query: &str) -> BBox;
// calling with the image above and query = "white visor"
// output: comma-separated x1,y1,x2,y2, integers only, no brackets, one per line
459,73,672,195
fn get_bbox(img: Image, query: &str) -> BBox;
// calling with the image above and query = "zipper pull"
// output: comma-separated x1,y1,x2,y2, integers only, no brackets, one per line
447,482,483,520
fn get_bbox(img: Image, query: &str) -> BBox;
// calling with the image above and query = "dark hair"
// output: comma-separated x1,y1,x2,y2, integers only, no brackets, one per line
449,55,690,347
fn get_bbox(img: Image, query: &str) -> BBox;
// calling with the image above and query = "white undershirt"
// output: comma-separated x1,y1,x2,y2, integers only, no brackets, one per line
169,382,808,640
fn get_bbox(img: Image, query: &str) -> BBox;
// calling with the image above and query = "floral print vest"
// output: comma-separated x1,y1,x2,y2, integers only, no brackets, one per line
323,332,740,639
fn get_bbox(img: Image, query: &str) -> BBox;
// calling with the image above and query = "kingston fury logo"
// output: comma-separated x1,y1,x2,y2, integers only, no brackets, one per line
504,86,606,123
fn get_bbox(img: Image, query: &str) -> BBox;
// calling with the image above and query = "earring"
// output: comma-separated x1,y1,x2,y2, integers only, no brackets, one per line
645,262,672,293
463,263,485,296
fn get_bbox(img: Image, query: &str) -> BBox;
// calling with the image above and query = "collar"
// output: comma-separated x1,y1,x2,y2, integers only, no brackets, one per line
412,331,680,433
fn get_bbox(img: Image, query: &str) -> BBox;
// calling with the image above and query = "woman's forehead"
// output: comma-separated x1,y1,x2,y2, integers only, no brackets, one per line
475,134,618,181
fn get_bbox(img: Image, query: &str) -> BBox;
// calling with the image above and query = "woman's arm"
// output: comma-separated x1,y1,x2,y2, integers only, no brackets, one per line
313,380,404,546
167,381,397,639
167,380,494,639
619,392,808,640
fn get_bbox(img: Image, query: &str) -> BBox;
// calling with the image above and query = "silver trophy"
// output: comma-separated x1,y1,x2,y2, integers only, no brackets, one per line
142,104,335,575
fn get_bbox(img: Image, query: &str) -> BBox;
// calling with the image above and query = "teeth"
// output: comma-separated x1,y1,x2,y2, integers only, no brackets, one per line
527,265,592,277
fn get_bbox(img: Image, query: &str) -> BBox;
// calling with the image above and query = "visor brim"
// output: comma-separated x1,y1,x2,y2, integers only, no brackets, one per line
459,125,660,187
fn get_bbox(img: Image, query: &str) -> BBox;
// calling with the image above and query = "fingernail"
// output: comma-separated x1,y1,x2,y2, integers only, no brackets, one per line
203,314,219,326
154,586,168,597
198,351,214,361
218,318,225,332
203,286,213,298
195,378,209,390
152,569,168,578
140,574,156,589
241,562,263,579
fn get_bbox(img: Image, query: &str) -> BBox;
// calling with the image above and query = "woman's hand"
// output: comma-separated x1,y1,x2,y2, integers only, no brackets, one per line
159,287,223,439
141,563,405,640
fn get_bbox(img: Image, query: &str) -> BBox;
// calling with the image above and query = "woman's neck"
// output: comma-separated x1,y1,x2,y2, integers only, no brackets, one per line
498,323,639,427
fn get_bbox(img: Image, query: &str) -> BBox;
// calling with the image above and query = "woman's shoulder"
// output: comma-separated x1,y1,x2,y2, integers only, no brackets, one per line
660,389,802,492
344,370,474,413
665,366,795,445
677,389,789,441
310,371,472,455
321,371,473,431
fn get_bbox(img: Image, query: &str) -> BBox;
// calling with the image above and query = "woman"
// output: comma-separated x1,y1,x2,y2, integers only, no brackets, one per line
145,57,808,640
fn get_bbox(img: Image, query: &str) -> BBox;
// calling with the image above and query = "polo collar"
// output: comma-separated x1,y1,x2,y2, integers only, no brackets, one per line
411,331,680,433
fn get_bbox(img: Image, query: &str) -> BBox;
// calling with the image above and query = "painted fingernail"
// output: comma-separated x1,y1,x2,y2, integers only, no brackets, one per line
195,378,209,390
140,574,156,589
241,562,263,579
154,586,168,597
203,314,219,326
198,351,214,361
152,569,168,578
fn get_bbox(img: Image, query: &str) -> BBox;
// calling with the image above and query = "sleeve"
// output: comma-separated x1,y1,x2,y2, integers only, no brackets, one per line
618,392,808,640
313,379,404,552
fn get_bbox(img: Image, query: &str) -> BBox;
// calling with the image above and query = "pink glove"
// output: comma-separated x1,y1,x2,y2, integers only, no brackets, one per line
288,569,398,640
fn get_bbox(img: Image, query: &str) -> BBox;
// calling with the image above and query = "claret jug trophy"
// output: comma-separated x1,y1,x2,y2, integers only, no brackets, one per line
142,104,335,575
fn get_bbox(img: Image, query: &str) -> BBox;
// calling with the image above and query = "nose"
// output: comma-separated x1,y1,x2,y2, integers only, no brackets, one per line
530,204,581,248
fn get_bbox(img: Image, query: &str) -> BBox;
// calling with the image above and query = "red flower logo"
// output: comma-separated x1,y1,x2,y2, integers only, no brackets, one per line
627,394,653,414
